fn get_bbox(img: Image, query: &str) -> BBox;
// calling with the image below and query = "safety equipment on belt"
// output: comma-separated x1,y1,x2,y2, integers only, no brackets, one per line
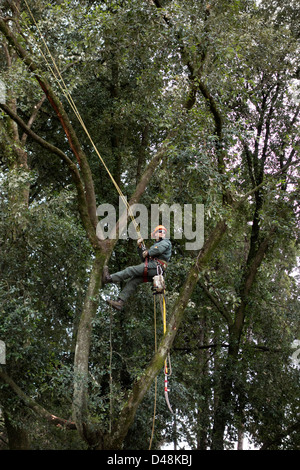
152,262,166,294
152,272,165,293
142,255,167,288
151,225,167,238
152,258,167,271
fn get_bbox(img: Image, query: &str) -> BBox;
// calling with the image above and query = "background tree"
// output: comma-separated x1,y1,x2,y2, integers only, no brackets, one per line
0,0,299,450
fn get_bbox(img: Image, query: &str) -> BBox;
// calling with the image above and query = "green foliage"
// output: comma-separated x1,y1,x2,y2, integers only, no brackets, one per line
0,0,299,450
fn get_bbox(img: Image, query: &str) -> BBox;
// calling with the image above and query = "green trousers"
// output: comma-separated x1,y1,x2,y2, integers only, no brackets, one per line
111,260,158,302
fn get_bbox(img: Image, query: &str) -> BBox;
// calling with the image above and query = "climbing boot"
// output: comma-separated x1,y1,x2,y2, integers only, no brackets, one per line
106,298,125,311
102,266,113,284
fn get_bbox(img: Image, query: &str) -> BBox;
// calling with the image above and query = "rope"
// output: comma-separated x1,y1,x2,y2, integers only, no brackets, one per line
109,306,113,434
161,292,173,414
162,293,172,376
21,0,143,240
149,295,157,450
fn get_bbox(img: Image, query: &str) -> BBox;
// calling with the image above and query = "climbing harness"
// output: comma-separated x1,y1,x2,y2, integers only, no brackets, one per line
153,258,168,271
143,257,149,283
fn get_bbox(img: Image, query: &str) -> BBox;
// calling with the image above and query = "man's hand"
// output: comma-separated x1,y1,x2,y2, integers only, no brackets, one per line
137,238,144,248
142,250,148,258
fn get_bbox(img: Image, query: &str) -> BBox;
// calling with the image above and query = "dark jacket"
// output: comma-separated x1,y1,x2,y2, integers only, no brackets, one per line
138,238,172,263
148,238,172,262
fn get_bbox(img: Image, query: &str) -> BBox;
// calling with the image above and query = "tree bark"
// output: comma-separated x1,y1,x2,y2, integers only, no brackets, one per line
4,412,30,450
72,251,108,445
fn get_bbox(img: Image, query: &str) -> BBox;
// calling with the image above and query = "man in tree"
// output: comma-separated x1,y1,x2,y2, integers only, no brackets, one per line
103,225,172,310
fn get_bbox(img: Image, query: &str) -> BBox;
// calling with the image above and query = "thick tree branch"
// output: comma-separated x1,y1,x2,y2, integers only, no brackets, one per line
230,226,276,352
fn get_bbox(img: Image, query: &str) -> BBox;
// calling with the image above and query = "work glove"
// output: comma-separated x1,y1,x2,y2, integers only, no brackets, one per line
137,238,144,248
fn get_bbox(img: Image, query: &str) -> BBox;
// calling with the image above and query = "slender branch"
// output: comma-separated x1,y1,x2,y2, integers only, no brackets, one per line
0,103,74,167
233,157,300,209
21,94,46,145
199,277,233,326
174,343,229,352
173,343,282,353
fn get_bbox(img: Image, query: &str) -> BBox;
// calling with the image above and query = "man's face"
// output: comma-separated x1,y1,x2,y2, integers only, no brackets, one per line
154,230,166,241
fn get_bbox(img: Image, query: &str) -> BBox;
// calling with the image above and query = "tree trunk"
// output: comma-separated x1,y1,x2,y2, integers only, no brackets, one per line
72,250,108,445
196,315,210,450
237,425,244,450
4,413,30,450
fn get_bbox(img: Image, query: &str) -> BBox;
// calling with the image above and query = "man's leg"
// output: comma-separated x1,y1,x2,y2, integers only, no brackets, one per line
104,263,145,310
118,276,144,302
118,265,157,302
105,262,157,310
110,263,145,283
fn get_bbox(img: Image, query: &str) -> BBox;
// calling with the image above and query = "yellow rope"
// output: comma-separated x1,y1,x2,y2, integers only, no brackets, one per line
21,0,142,240
162,293,168,374
149,295,157,450
109,306,113,434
